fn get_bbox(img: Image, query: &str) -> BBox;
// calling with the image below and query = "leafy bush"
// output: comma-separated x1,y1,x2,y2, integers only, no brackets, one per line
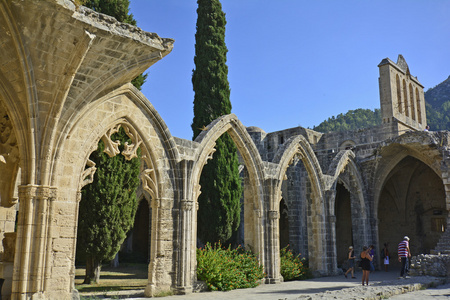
196,242,265,291
280,245,311,281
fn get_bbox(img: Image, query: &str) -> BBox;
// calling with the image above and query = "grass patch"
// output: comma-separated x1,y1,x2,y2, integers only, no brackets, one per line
75,263,147,293
155,290,174,297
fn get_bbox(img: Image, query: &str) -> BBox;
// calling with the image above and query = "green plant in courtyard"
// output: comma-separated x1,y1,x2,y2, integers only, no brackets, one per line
196,242,265,291
280,245,311,281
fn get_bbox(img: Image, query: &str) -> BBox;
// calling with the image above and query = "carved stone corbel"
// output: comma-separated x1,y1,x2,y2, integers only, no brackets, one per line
181,199,194,211
268,210,279,220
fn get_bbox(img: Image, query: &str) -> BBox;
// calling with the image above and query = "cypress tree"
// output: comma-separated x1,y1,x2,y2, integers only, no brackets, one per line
77,127,141,284
192,0,242,243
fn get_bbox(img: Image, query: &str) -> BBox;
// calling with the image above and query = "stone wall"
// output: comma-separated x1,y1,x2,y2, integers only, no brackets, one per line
410,254,450,277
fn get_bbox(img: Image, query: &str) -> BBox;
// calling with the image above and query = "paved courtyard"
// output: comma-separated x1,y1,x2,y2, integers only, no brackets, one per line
83,268,449,299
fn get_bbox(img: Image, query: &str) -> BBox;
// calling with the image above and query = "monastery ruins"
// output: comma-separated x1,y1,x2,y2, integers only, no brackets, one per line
0,0,448,299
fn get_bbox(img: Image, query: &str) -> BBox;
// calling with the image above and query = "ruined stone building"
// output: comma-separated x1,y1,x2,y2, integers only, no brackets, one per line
0,1,448,299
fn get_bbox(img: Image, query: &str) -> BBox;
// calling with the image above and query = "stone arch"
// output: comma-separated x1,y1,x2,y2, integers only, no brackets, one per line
376,153,446,256
272,135,327,274
175,114,266,291
192,113,265,252
273,135,324,205
374,139,443,217
51,86,178,297
374,134,448,264
0,28,35,185
326,150,368,271
326,151,367,218
50,84,179,187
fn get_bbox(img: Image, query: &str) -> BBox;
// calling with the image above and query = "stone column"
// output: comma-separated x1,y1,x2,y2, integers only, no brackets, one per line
145,197,160,297
327,215,338,274
307,190,327,275
266,210,281,283
253,209,265,269
12,185,57,299
174,199,195,294
325,189,338,275
350,190,368,258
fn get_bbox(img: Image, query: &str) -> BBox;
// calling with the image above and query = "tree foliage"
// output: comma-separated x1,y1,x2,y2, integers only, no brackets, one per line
77,127,141,283
192,0,242,243
82,0,147,90
313,108,381,133
425,76,450,131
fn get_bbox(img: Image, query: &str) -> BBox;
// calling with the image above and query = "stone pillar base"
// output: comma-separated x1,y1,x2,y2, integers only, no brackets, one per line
265,277,282,284
173,286,193,295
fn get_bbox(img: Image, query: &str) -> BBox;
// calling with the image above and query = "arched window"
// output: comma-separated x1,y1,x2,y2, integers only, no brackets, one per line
403,79,409,117
416,87,422,124
396,75,402,114
409,84,415,121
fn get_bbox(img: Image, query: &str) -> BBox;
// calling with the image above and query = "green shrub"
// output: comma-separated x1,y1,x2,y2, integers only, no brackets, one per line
196,242,265,291
280,245,311,281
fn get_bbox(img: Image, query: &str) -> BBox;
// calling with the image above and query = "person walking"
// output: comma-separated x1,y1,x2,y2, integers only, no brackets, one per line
382,243,390,272
360,246,372,286
344,246,356,278
398,236,411,278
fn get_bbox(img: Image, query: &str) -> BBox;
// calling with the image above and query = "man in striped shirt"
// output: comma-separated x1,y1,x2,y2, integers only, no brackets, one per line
398,236,411,278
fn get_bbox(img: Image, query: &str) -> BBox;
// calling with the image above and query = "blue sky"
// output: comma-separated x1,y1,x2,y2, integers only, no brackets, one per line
129,0,450,140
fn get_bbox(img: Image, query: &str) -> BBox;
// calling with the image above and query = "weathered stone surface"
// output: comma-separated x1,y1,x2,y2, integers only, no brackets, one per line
410,254,450,277
0,1,448,300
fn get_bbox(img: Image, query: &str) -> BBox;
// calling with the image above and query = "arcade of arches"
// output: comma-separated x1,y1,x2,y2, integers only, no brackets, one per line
0,1,449,299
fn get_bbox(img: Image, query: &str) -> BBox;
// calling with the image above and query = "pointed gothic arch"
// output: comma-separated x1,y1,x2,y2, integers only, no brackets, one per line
186,114,266,273
51,85,179,297
326,150,369,272
272,135,327,274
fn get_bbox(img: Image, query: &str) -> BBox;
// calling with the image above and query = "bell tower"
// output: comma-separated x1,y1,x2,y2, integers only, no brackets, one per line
378,55,427,132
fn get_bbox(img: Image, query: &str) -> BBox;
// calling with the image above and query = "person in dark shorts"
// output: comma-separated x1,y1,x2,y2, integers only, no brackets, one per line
360,246,373,286
344,246,356,278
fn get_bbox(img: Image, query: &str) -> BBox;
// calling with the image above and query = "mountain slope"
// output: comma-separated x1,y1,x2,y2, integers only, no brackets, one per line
425,76,450,131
